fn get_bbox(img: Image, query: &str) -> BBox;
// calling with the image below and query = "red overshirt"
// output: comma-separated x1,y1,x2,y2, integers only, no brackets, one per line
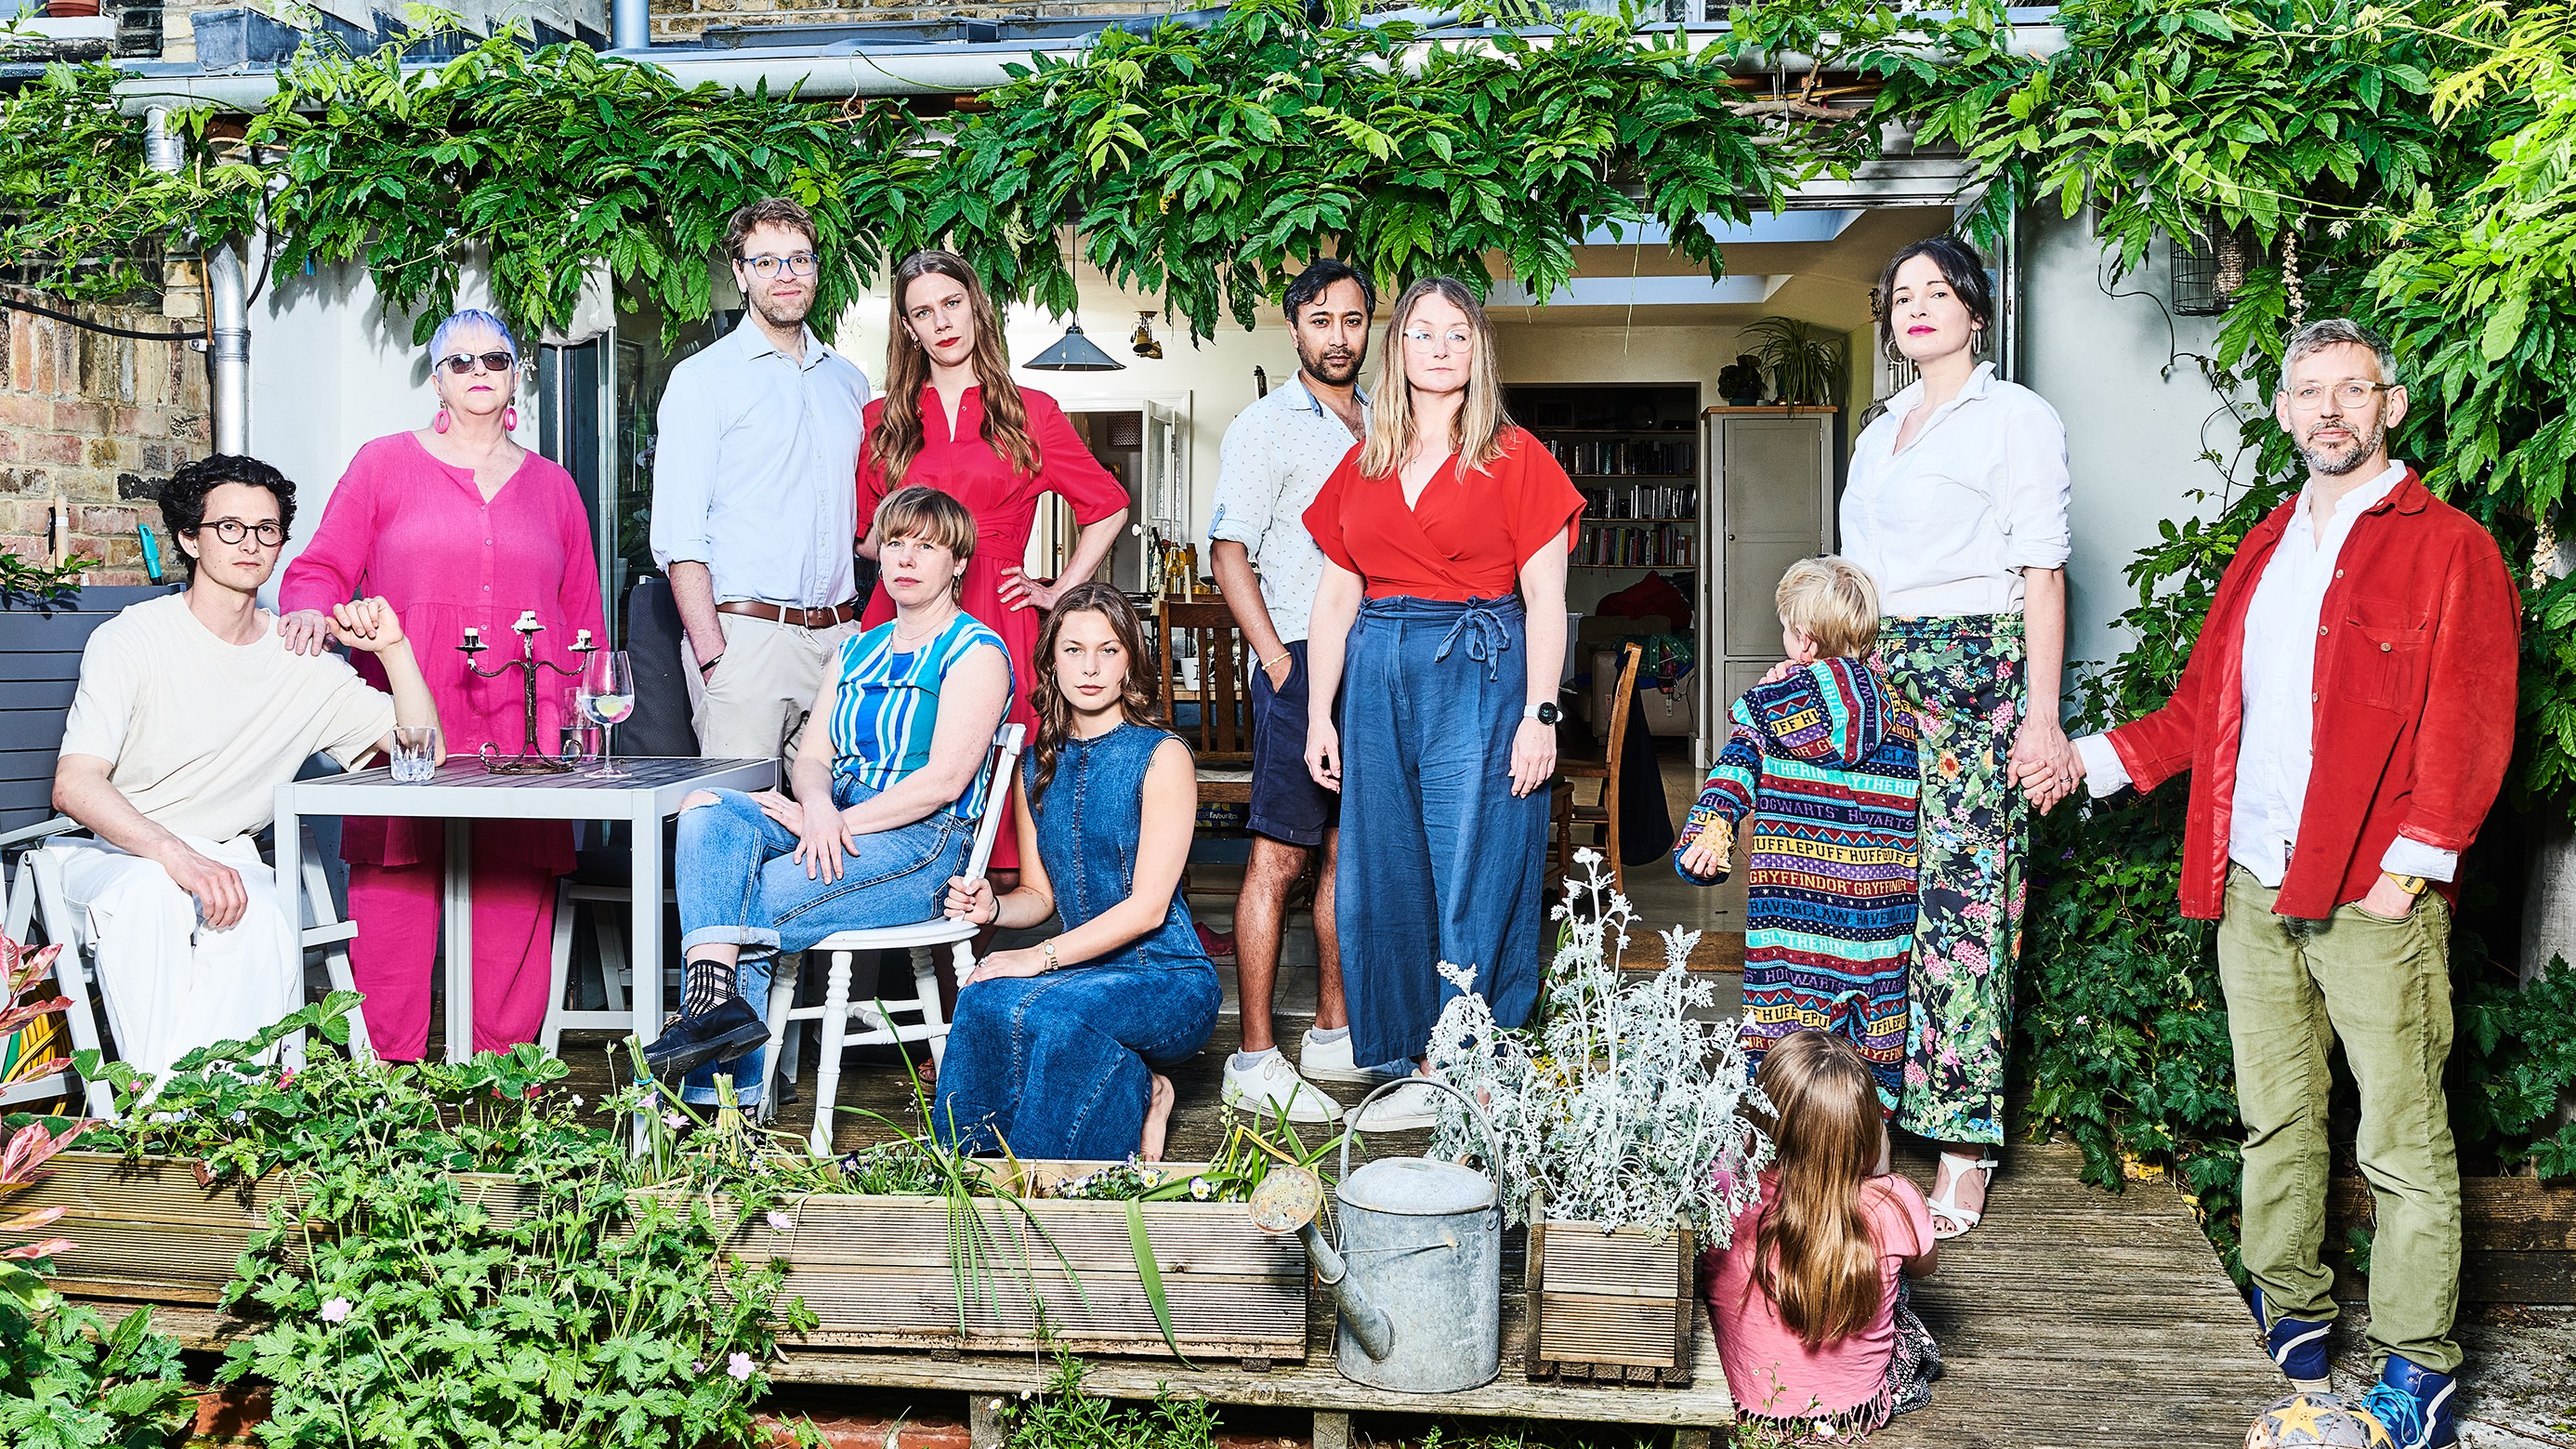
2104,468,2519,919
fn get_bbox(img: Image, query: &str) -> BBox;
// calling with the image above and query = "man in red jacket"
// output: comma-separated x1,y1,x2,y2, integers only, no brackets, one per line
2057,320,2517,1449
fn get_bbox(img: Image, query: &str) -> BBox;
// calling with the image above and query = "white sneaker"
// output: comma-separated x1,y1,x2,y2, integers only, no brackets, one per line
1222,1051,1341,1125
1349,1077,1443,1133
1298,1029,1406,1086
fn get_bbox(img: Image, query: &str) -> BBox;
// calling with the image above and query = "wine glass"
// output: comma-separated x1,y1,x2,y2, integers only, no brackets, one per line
578,651,636,779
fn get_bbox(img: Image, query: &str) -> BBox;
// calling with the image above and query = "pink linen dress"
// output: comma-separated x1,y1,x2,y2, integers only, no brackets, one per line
280,431,609,1060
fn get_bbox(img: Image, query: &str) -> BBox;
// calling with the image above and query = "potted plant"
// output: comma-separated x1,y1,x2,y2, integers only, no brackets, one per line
1426,854,1770,1386
1738,316,1848,407
1715,353,1766,407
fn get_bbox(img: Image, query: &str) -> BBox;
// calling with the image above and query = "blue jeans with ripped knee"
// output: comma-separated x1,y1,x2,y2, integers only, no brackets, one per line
674,780,971,1104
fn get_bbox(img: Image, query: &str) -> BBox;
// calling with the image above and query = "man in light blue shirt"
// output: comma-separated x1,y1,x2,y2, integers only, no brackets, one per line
651,197,874,763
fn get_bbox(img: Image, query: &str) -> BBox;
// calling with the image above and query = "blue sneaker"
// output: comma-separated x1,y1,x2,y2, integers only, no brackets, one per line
2360,1356,2458,1449
2249,1288,2333,1391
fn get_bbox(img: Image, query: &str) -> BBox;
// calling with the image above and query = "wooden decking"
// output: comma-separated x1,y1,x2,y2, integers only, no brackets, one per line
549,1016,2287,1447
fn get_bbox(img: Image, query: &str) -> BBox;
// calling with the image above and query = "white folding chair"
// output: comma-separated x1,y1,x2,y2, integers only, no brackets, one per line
1,820,111,1114
539,876,673,1058
758,724,1024,1155
6,816,365,1114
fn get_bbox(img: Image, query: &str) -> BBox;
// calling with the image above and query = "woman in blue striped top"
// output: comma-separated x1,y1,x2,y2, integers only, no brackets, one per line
648,487,1014,1087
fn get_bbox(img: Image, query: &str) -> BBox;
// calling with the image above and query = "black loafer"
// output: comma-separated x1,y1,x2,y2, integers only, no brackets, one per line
642,996,772,1081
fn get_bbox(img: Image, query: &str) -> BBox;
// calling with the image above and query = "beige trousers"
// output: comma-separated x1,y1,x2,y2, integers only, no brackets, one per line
684,612,860,770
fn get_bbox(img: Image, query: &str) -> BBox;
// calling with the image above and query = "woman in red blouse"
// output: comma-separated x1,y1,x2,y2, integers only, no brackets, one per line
856,251,1132,871
1301,276,1584,1132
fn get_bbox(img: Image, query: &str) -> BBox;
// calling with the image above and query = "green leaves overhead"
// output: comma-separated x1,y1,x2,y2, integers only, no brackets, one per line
934,0,1822,337
2,1,1846,346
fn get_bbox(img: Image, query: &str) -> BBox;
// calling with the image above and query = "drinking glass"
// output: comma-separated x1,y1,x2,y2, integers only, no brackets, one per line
390,726,440,784
578,652,636,779
559,722,600,768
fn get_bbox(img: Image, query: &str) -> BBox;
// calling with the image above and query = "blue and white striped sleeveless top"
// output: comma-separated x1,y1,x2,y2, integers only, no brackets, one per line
828,613,1014,822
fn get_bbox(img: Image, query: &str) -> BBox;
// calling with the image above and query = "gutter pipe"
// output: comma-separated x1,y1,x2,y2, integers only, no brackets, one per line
611,0,649,52
109,24,2066,113
143,105,249,454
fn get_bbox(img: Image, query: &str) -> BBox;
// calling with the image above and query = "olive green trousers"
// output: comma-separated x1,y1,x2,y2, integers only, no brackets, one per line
2218,865,2462,1373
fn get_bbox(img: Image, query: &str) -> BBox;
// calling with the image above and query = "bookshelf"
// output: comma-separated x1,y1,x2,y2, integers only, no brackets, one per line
1505,383,1702,583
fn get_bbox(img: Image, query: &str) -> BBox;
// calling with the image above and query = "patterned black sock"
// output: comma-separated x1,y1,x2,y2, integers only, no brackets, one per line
680,956,738,1018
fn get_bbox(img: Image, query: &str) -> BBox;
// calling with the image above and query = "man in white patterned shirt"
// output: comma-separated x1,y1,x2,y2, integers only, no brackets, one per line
1207,260,1386,1124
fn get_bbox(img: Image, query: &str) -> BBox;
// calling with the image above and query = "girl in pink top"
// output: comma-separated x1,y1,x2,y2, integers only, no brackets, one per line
279,309,607,1060
1708,1030,1943,1436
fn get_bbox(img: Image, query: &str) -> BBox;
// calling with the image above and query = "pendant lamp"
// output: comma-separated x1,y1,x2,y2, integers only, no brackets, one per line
1023,224,1126,373
1024,319,1125,372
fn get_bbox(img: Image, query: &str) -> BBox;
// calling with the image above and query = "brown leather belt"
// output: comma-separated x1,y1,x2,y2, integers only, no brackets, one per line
716,599,860,629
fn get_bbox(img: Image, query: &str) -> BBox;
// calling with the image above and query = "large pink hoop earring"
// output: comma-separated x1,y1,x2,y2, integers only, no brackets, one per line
433,405,452,434
503,405,519,431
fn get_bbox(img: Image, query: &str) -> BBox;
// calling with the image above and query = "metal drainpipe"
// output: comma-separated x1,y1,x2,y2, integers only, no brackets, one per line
143,106,249,455
611,0,649,50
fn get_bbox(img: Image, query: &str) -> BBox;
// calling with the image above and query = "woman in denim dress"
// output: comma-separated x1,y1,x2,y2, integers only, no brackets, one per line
936,584,1221,1161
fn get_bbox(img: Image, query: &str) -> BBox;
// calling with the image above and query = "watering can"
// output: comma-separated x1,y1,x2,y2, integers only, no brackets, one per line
1247,1078,1502,1393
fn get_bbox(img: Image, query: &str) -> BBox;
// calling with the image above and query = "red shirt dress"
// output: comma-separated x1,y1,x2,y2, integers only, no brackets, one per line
856,384,1129,868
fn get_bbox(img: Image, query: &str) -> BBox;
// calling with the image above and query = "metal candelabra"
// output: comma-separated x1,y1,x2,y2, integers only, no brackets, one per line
457,613,597,775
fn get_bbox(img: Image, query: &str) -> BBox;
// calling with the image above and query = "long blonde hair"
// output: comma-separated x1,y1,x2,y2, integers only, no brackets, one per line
1748,1031,1886,1350
1357,276,1513,478
867,251,1041,486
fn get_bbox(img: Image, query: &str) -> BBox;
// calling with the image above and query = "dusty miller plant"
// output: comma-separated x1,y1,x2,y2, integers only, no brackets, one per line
1425,852,1770,1242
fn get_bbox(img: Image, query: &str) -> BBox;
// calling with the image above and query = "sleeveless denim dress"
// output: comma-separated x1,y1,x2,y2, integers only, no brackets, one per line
934,723,1221,1159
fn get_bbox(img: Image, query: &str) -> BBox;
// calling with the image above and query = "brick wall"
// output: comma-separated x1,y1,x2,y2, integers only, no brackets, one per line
0,290,210,587
648,0,1185,46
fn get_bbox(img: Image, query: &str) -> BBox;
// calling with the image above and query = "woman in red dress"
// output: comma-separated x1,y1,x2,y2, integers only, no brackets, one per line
856,251,1131,871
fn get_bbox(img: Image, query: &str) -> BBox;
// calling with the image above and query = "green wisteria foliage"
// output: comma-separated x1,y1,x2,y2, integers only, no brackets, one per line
0,0,1860,345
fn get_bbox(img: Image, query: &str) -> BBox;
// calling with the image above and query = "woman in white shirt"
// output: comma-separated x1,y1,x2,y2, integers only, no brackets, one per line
1841,235,2076,1240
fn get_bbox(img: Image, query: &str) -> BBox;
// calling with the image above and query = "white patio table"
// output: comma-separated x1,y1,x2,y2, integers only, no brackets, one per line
272,756,775,1063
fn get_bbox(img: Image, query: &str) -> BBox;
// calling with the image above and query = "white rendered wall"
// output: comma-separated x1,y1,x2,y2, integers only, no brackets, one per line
2017,210,2254,682
249,260,538,604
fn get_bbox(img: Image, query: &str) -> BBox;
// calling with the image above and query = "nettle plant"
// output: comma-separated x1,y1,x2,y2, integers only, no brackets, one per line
1426,854,1771,1241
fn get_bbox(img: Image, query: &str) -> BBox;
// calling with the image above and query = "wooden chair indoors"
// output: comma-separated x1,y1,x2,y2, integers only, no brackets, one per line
1553,641,1644,896
1155,598,1255,808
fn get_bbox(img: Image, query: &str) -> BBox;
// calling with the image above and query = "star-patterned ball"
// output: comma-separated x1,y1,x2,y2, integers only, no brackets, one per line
2245,1392,2394,1449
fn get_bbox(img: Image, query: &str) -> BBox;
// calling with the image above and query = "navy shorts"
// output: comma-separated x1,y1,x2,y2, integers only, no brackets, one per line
1248,640,1338,848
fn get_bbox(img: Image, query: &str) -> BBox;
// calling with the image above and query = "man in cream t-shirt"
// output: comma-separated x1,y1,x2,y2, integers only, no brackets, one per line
50,454,440,1075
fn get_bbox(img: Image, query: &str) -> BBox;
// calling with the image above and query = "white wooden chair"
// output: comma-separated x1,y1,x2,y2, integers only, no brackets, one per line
3,816,365,1114
758,724,1024,1155
539,874,671,1058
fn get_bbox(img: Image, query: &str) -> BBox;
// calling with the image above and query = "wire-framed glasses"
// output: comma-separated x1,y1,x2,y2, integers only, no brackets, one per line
2285,380,2393,412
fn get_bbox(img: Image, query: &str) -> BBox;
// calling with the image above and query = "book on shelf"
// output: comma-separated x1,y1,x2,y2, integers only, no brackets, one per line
1536,435,1695,476
1574,520,1694,569
1579,481,1698,520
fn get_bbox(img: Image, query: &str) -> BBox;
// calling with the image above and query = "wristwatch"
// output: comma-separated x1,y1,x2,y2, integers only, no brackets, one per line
1522,701,1562,725
1040,939,1060,972
2384,872,2429,896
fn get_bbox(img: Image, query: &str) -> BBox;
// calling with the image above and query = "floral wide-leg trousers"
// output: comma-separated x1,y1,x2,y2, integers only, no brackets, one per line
1879,613,2028,1147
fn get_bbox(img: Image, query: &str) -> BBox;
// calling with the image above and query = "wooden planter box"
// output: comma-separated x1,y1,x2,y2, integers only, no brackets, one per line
1524,1217,1697,1387
13,1151,283,1305
2330,1173,2576,1303
21,1150,1305,1362
15,1153,542,1307
645,1160,1308,1365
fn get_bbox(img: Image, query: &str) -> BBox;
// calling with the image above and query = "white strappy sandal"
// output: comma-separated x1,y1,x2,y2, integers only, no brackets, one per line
1926,1151,1999,1240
